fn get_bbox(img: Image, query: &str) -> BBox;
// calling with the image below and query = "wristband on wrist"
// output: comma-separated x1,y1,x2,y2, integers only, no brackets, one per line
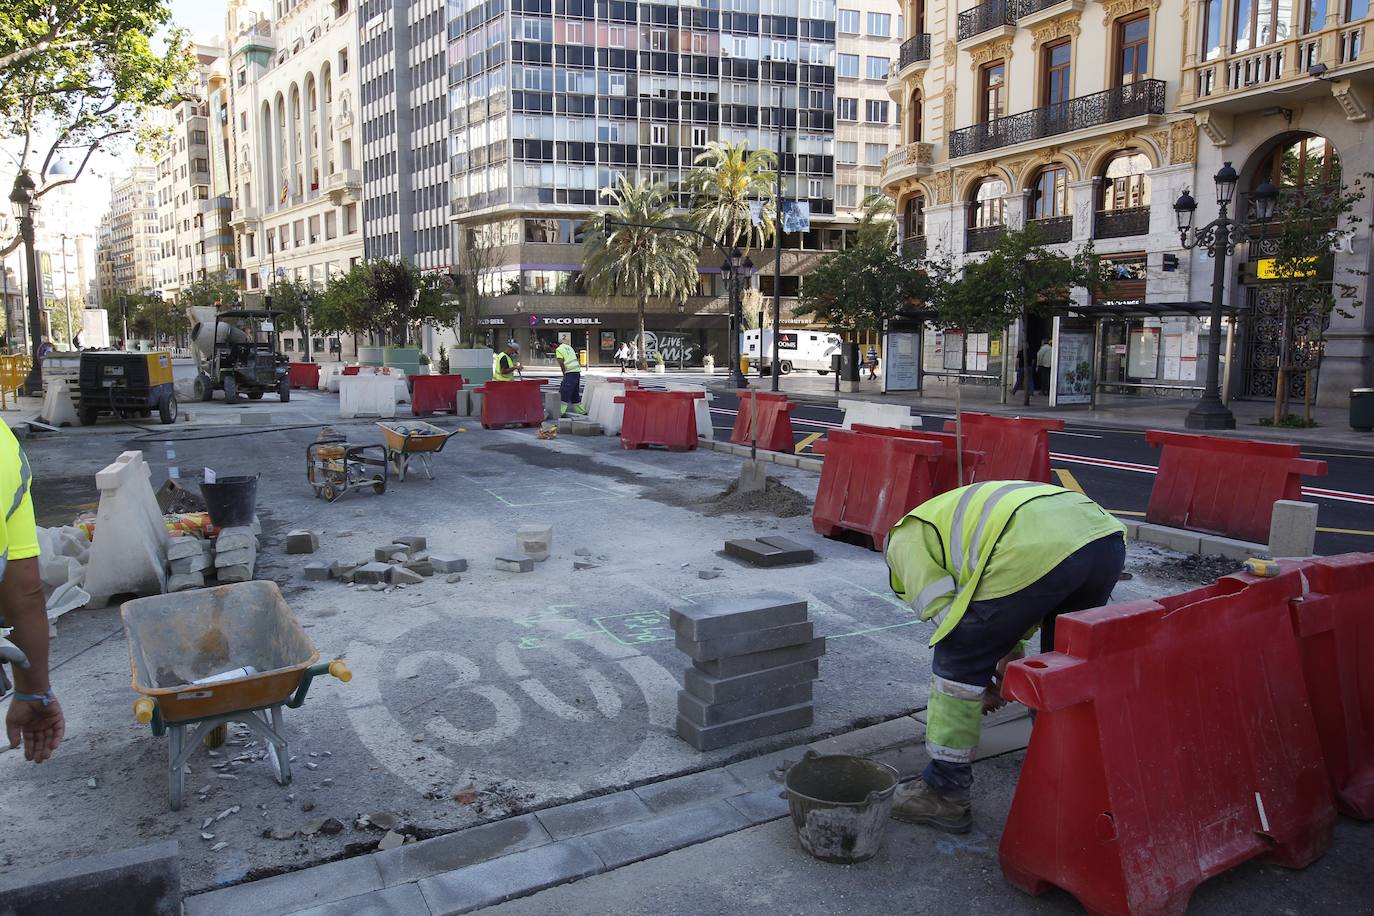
12,689,56,706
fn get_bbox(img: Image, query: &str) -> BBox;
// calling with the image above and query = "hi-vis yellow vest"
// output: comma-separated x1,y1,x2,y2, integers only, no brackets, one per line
555,343,580,373
886,481,1067,646
493,351,516,381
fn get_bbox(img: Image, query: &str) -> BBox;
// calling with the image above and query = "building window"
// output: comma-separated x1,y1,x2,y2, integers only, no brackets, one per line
838,8,860,32
908,89,923,141
970,178,1008,228
609,26,627,47
1117,14,1150,82
837,184,858,207
650,28,668,50
836,141,858,164
838,97,858,120
807,178,823,198
1201,0,1225,58
650,123,668,145
569,22,586,43
1101,151,1152,210
691,125,708,147
1042,39,1072,106
980,61,1007,122
867,12,891,36
864,142,888,165
1255,133,1340,188
865,99,889,123
809,88,826,108
837,53,859,77
1029,166,1069,219
865,55,890,79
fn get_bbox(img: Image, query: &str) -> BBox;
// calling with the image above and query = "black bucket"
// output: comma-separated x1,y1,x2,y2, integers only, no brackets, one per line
200,475,259,529
783,751,900,864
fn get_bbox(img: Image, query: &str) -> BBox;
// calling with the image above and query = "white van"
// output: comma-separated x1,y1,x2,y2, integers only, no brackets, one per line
741,329,843,374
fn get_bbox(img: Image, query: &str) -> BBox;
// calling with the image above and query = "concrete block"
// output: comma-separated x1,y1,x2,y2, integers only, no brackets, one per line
723,538,813,567
737,460,767,494
677,681,814,727
215,545,257,568
467,390,484,418
1197,532,1267,562
402,558,434,577
697,568,722,580
796,457,823,474
837,398,916,430
675,622,815,662
286,530,320,555
415,838,602,915
183,852,383,916
330,561,359,581
534,790,653,841
429,555,467,574
579,801,749,869
375,545,408,562
772,453,801,468
452,389,470,417
632,768,748,814
669,594,808,641
303,562,331,582
167,538,206,561
571,421,603,436
684,659,821,705
1269,499,1319,559
675,702,814,751
0,839,180,916
84,451,170,603
374,813,549,887
353,562,392,585
1123,519,1141,540
216,527,256,553
239,410,274,426
543,388,561,420
216,563,253,583
1132,522,1203,555
166,572,205,593
694,638,826,679
557,418,574,433
169,552,210,575
725,787,792,826
289,883,430,916
389,566,424,586
393,535,427,552
515,525,552,562
496,554,535,573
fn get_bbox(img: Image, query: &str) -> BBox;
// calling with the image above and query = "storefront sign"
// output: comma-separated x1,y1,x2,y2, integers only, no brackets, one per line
534,316,603,326
1255,257,1318,280
476,317,507,326
643,331,695,363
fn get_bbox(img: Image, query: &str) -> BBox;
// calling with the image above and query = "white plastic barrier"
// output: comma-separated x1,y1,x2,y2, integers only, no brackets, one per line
585,380,631,435
339,375,398,419
664,383,714,440
837,398,918,431
40,378,79,427
317,363,342,392
83,451,169,606
37,525,91,620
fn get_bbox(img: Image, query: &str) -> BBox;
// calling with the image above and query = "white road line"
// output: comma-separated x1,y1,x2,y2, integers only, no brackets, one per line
1049,430,1103,439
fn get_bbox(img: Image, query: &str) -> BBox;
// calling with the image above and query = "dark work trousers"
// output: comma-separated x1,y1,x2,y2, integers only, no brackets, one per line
923,533,1126,801
559,372,582,405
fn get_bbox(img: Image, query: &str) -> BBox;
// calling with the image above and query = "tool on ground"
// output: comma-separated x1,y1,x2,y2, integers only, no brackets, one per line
76,350,178,426
1245,557,1281,577
121,581,351,810
307,431,388,501
188,308,290,404
376,420,458,480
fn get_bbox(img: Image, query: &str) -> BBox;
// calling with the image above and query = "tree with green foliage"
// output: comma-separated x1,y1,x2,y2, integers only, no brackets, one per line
796,239,947,340
130,292,188,345
178,275,241,311
684,141,777,255
265,276,315,332
583,178,700,370
0,0,194,257
855,192,897,249
310,259,456,346
940,224,1113,406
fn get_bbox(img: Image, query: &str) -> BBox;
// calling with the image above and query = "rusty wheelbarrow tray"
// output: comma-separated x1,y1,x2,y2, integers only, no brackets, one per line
375,419,458,481
121,580,351,810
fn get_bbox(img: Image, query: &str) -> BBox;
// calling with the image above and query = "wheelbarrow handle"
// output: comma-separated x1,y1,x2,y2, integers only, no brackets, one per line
287,658,351,709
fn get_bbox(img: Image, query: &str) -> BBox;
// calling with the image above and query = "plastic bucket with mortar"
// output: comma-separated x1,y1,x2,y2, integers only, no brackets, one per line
200,474,259,529
783,751,900,864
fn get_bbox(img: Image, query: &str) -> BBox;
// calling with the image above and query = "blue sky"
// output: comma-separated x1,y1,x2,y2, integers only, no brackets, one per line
169,0,228,41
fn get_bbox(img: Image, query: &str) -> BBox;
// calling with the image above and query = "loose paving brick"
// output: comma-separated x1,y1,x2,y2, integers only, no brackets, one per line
725,787,792,826
580,801,749,870
632,768,747,815
495,554,535,573
683,659,821,705
303,562,331,582
415,838,603,915
167,538,206,561
375,546,408,563
534,790,654,841
677,681,814,728
723,538,814,567
374,813,550,887
353,562,393,585
0,840,182,916
515,525,553,562
286,530,320,555
389,566,425,586
570,421,603,436
166,572,205,593
403,558,435,577
215,546,257,568
393,535,427,552
217,564,253,583
694,637,827,678
675,702,815,751
669,594,808,641
170,552,211,575
675,621,815,662
215,527,255,553
429,555,467,574
330,561,359,581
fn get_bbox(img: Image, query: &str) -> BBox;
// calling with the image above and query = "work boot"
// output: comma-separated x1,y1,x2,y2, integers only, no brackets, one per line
572,403,587,415
890,780,972,834
559,403,568,416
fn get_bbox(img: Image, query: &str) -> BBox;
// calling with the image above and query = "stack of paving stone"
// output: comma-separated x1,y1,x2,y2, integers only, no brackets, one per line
671,593,824,751
213,525,258,583
165,536,214,593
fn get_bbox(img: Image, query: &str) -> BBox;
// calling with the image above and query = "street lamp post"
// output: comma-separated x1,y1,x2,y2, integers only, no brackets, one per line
9,170,44,396
1173,162,1278,431
59,233,73,348
299,286,315,363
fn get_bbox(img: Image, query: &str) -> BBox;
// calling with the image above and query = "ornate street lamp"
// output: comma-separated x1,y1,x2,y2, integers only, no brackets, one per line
9,170,44,396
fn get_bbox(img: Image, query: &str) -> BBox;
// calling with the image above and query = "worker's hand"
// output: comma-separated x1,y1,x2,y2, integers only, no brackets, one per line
6,696,65,763
983,646,1026,715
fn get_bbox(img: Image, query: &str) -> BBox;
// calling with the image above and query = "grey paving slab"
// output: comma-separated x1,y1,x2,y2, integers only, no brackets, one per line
807,715,920,758
683,658,820,704
668,593,808,641
723,538,814,568
579,800,750,869
534,790,655,841
675,621,815,661
416,838,604,916
289,883,432,916
722,747,807,791
694,637,826,678
374,813,551,887
677,681,814,727
864,741,929,780
725,787,792,826
675,703,815,752
185,855,385,916
632,768,747,814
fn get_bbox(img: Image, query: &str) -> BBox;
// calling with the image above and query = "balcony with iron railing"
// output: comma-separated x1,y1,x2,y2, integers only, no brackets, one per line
901,235,928,259
958,0,1014,42
966,225,1005,252
1094,205,1151,239
1028,215,1073,244
949,80,1167,159
900,34,932,70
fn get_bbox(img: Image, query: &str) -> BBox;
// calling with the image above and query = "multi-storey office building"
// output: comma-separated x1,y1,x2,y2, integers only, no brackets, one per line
96,166,160,309
834,0,902,220
447,0,843,367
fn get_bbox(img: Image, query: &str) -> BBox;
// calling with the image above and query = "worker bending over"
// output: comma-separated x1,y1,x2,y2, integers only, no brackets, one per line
493,342,522,381
885,481,1125,833
554,340,587,416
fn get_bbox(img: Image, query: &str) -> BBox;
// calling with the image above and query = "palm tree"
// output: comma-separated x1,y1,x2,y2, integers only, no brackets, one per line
856,192,897,249
583,178,700,370
684,141,777,255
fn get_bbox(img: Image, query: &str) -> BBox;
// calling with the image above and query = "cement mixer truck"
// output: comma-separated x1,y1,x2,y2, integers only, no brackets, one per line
188,307,291,403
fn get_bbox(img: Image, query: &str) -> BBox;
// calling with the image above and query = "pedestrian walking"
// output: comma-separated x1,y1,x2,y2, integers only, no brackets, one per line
614,341,630,372
866,345,880,381
1035,340,1053,395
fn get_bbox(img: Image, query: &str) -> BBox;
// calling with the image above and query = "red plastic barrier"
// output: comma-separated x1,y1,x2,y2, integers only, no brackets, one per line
1000,567,1335,915
730,390,796,452
616,389,703,451
941,412,1063,482
849,425,983,495
477,379,544,429
411,374,466,416
812,429,942,550
1145,430,1327,544
341,366,361,376
1290,553,1374,820
288,362,320,389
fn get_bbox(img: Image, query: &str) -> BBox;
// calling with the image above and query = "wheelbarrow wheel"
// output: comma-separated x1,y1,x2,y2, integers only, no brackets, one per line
203,723,227,748
372,477,386,495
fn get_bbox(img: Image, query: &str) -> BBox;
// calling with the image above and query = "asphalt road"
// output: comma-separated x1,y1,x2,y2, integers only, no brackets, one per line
707,389,1374,556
